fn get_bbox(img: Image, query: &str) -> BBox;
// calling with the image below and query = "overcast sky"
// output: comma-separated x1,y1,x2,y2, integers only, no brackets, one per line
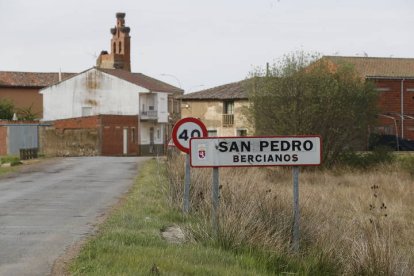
0,0,413,92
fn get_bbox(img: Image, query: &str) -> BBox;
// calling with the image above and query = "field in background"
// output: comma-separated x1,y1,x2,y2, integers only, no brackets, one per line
166,152,414,275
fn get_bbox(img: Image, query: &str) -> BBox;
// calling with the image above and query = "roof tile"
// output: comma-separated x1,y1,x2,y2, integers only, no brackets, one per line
323,56,414,78
180,79,249,100
0,71,76,87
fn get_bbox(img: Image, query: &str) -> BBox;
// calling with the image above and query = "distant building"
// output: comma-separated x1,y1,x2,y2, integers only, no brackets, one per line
180,80,251,137
181,56,414,142
322,56,414,141
96,12,131,72
0,72,74,118
39,12,183,156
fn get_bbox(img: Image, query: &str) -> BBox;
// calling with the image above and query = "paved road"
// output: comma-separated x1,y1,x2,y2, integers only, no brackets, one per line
0,156,148,276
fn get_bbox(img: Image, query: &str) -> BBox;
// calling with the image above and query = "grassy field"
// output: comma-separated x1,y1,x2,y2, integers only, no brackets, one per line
70,153,414,275
166,153,414,275
70,158,273,275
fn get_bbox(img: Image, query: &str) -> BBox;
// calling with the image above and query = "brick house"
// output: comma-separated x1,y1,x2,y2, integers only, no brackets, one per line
0,72,74,118
181,56,414,143
180,80,251,137
322,56,414,141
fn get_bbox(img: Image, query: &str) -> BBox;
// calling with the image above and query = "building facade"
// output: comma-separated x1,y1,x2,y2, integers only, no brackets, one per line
180,80,252,137
40,13,183,156
323,56,414,141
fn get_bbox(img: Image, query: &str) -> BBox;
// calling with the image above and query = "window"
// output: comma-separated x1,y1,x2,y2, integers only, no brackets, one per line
208,129,218,137
118,41,122,53
157,128,161,139
113,42,117,53
224,101,234,114
237,129,248,136
82,107,92,116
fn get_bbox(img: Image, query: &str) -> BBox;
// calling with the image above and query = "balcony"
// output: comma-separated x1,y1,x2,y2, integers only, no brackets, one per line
140,110,158,120
222,114,234,127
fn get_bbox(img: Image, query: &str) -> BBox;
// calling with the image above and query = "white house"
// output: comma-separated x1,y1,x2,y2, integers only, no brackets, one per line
40,67,182,155
39,13,183,155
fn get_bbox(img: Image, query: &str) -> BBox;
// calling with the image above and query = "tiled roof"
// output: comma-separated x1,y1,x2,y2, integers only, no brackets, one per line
180,79,249,100
98,68,184,94
323,56,414,78
0,71,76,87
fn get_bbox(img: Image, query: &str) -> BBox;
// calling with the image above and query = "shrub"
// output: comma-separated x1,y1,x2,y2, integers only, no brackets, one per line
338,148,394,169
0,155,22,166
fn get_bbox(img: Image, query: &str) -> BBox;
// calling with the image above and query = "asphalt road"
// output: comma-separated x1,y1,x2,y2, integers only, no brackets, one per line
0,156,148,276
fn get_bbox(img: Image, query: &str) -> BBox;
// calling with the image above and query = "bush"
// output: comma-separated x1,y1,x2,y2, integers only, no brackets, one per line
338,148,394,169
0,156,22,166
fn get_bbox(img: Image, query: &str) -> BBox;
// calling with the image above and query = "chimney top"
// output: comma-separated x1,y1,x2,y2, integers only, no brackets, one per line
116,12,126,19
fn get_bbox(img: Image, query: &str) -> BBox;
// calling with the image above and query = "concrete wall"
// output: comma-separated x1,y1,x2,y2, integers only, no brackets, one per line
181,99,252,136
39,126,100,157
39,116,101,156
39,115,139,157
41,68,148,121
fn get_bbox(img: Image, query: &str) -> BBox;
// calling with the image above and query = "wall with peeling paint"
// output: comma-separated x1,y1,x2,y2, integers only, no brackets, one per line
41,68,148,121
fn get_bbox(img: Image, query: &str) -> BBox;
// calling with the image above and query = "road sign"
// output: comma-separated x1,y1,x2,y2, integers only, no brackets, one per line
190,136,322,167
172,117,208,153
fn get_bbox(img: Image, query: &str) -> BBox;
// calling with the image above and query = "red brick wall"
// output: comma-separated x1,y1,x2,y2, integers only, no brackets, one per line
0,126,7,155
100,115,138,156
374,79,414,140
53,116,100,129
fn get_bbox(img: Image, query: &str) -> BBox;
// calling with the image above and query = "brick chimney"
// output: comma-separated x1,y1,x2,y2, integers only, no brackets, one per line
96,12,131,71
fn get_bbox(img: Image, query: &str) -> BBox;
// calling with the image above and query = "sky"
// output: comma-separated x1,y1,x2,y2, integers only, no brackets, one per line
0,0,413,92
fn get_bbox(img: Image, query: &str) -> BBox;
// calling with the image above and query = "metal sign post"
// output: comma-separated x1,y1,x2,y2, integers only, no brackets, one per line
183,154,191,213
171,118,208,214
212,167,220,237
292,166,300,253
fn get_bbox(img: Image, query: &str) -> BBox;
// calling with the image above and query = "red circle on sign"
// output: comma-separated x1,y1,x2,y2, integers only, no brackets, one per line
172,117,208,153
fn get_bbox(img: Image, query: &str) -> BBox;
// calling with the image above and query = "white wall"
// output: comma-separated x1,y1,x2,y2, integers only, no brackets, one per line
41,68,149,121
156,92,168,123
140,121,165,145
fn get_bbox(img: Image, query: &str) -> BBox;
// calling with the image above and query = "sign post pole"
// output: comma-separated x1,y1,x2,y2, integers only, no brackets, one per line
292,166,300,253
171,117,208,214
212,167,220,237
183,154,191,213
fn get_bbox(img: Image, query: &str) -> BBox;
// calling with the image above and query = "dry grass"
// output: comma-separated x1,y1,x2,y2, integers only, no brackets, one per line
166,153,414,275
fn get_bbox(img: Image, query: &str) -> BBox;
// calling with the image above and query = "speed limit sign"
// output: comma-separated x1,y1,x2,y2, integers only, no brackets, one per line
172,117,208,153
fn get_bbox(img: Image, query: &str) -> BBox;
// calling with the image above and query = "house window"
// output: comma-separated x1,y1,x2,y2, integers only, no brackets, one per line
237,129,248,136
113,42,117,53
223,101,234,126
157,128,161,139
119,41,122,53
224,101,234,114
82,107,92,116
208,129,218,137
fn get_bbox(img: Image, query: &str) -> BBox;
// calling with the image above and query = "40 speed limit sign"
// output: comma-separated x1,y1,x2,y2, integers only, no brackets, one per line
172,117,208,153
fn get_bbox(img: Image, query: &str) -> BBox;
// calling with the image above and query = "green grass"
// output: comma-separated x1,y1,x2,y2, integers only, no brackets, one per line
70,159,272,275
0,166,16,176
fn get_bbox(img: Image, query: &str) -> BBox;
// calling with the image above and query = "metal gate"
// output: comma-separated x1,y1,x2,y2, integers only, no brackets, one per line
7,125,39,155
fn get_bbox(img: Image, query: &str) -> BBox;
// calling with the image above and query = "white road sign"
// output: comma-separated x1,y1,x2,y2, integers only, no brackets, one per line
190,136,322,167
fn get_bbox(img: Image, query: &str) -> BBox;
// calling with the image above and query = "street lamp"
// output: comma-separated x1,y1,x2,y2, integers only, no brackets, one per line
160,73,182,89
